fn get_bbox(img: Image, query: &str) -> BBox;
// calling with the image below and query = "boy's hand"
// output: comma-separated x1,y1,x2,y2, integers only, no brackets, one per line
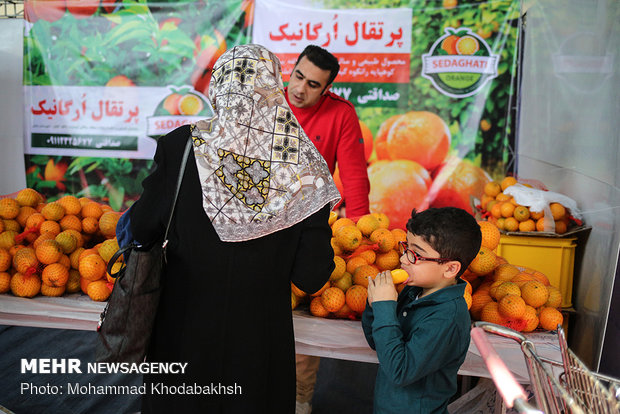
367,271,398,306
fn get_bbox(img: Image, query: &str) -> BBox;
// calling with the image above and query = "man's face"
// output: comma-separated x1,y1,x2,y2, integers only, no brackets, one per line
287,56,332,108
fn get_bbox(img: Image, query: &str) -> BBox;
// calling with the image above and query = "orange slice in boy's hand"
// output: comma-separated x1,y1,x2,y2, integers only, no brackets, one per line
391,269,409,284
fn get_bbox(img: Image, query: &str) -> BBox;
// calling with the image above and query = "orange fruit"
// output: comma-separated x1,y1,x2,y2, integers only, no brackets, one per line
59,214,82,232
291,292,301,310
385,111,450,171
518,219,536,232
3,219,20,232
10,272,41,297
0,230,18,249
178,93,204,116
554,220,567,234
79,248,98,261
484,181,501,197
521,281,549,308
390,228,407,245
331,217,355,235
163,93,182,115
41,202,65,221
35,239,63,265
375,250,400,271
345,285,368,313
511,272,537,287
79,254,106,281
9,244,25,256
369,228,396,252
57,195,82,215
0,198,20,220
332,272,353,292
531,271,550,286
0,248,11,272
41,263,69,287
371,213,390,230
498,294,526,319
493,281,521,301
503,217,519,232
13,247,38,274
16,206,37,228
358,249,376,264
480,194,495,211
309,296,330,317
65,269,81,293
480,302,507,325
87,280,113,302
105,75,135,87
330,256,347,281
333,302,356,319
391,269,409,284
346,256,368,275
99,211,120,238
81,216,99,234
40,220,61,236
549,203,566,220
470,292,493,320
490,202,503,219
529,210,544,220
81,202,103,219
334,226,362,251
321,287,346,313
0,272,10,293
352,264,379,287
429,157,490,215
98,238,119,262
356,214,381,237
32,232,54,249
497,193,512,203
59,254,70,268
26,213,47,232
440,34,458,54
16,188,43,207
69,247,85,269
310,281,330,297
368,160,431,230
63,229,85,248
374,114,402,160
493,263,520,282
521,305,539,332
513,205,530,222
455,35,479,55
478,221,500,250
330,238,343,256
0,220,4,233
500,176,518,191
545,286,562,308
328,211,338,226
41,283,66,297
55,231,78,254
500,202,515,218
468,247,497,275
539,307,563,331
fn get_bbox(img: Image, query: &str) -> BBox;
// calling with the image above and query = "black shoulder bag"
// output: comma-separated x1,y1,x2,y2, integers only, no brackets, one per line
95,137,192,363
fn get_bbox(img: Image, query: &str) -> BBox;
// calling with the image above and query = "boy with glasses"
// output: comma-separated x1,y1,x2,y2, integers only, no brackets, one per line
362,207,481,414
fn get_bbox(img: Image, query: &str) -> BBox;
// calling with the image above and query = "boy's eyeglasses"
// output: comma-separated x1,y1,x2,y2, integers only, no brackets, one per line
398,241,454,265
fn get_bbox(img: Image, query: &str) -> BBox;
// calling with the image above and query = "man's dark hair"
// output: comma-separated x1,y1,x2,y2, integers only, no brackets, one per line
296,45,340,85
406,207,482,277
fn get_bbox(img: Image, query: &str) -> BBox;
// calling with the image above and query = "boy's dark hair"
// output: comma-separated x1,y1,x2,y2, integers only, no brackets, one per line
406,207,482,277
296,45,340,85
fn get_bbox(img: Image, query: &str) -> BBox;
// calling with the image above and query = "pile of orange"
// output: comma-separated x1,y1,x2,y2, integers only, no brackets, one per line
291,211,409,320
480,176,572,234
463,220,565,332
0,188,123,302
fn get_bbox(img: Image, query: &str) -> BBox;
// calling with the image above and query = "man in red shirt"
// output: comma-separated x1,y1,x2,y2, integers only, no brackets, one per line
286,45,370,414
286,45,370,218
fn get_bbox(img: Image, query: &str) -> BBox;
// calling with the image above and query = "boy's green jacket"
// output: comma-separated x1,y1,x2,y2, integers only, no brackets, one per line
362,279,471,414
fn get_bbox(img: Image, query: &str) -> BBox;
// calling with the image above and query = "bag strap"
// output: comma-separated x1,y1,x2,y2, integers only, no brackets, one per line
162,137,193,252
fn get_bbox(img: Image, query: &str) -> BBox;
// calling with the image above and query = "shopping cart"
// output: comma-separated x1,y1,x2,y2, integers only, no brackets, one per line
471,321,620,414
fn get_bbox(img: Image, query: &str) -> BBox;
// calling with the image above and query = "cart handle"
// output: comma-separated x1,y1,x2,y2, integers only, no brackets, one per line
471,326,542,412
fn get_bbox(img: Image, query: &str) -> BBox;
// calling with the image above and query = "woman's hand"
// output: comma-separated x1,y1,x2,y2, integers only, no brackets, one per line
367,271,398,306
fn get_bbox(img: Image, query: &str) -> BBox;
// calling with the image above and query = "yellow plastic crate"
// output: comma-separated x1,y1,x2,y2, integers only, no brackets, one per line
495,235,576,308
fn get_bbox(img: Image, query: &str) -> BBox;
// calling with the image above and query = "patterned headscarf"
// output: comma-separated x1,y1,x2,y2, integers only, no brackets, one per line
190,44,341,242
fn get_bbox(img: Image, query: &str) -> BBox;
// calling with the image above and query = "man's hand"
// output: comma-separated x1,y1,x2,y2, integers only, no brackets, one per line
367,271,398,306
